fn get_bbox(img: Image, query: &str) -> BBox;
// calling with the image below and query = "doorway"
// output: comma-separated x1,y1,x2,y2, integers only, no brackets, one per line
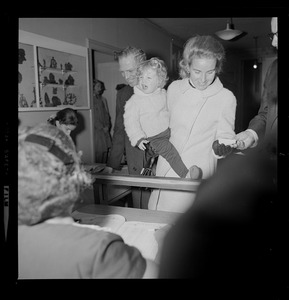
93,52,126,134
87,39,127,163
87,39,126,136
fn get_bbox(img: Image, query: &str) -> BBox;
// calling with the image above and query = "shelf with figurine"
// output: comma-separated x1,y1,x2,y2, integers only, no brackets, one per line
40,68,77,75
40,59,78,88
41,90,78,107
41,76,78,88
40,60,77,75
18,87,38,108
18,31,90,111
41,83,79,88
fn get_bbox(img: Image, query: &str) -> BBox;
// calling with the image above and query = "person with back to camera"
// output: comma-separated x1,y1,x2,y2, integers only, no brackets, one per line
124,57,202,180
18,123,158,279
148,35,237,213
158,142,280,298
103,46,151,208
47,107,78,137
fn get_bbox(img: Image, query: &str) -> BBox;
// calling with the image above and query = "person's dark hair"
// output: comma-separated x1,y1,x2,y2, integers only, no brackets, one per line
47,108,78,126
99,80,105,91
93,79,106,95
179,35,226,78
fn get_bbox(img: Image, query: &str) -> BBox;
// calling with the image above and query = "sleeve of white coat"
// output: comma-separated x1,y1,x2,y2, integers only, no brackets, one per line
123,99,147,147
216,91,237,140
167,81,179,112
213,92,237,159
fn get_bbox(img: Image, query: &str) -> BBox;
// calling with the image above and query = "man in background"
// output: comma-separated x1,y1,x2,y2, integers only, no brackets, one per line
235,17,278,163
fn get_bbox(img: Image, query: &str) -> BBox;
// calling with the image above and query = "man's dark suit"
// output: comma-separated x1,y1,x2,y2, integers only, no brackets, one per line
248,59,277,156
107,85,150,208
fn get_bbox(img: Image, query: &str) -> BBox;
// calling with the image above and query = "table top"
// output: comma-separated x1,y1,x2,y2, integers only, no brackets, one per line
72,204,182,224
92,173,201,192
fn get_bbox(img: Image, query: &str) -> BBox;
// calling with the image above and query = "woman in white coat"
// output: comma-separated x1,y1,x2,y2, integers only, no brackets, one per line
148,35,237,213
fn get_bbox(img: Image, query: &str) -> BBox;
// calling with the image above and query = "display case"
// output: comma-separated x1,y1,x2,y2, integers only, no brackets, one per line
18,30,90,111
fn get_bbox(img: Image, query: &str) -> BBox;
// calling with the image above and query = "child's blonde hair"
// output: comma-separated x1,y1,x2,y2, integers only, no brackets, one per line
137,57,169,88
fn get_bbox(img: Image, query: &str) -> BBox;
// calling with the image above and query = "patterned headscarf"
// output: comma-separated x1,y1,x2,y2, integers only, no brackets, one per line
18,123,92,225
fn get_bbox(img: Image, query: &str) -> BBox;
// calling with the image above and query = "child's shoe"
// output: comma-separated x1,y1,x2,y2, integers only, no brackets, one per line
187,165,202,180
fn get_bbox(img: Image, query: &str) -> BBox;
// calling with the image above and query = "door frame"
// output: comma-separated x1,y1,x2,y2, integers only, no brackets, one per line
86,39,122,162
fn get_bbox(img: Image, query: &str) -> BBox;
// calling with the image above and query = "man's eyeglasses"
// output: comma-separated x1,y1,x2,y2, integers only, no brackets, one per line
268,32,278,41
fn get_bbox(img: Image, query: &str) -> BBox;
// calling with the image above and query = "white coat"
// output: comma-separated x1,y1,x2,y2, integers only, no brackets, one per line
148,77,237,213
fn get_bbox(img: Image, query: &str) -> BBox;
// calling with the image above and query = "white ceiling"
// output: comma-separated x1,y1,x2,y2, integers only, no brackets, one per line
146,18,273,53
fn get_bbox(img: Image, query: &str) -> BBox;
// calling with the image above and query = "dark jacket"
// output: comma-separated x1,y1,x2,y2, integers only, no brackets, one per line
107,85,146,174
248,59,277,154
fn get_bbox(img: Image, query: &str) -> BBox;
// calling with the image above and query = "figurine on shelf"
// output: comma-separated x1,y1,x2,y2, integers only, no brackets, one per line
62,97,68,105
65,93,77,105
44,92,53,107
43,76,50,85
65,62,73,71
19,94,28,108
53,87,58,95
49,73,57,84
50,56,57,69
18,48,26,84
65,75,75,86
52,96,62,106
59,79,63,85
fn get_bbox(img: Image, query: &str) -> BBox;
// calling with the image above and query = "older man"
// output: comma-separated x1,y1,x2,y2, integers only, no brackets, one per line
105,46,151,208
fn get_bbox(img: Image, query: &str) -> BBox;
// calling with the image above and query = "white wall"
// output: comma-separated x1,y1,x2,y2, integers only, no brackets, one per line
18,18,177,69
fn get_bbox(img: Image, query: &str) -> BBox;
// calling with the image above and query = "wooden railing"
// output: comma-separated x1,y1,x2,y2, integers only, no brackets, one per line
92,173,201,192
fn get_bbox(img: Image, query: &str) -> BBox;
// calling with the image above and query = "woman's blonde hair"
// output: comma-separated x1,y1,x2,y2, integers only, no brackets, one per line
18,123,92,225
179,35,225,79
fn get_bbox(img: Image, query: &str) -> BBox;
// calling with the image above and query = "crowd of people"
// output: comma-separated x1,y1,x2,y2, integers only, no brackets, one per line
15,17,283,286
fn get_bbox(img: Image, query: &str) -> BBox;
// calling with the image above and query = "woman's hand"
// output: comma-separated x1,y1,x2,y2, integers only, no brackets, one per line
212,140,233,157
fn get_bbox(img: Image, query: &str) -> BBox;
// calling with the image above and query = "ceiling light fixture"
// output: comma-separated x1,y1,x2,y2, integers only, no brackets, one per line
215,18,243,41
